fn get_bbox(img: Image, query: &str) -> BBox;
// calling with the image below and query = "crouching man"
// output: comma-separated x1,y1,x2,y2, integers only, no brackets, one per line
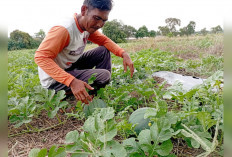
35,0,134,104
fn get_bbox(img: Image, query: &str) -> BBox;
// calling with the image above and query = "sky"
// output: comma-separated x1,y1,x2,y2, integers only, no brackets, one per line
2,0,232,37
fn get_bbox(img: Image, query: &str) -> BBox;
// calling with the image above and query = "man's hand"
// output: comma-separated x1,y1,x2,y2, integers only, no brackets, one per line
122,52,134,78
70,78,94,104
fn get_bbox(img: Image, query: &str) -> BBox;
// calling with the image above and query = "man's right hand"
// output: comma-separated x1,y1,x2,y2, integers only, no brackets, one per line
70,78,94,104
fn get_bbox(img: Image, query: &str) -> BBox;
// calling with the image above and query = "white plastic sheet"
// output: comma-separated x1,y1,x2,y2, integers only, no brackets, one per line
152,71,206,91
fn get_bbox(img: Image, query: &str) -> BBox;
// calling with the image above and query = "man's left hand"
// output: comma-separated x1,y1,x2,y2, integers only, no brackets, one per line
122,52,134,78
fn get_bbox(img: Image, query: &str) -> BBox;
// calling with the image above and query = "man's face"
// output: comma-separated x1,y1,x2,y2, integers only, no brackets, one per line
82,7,110,34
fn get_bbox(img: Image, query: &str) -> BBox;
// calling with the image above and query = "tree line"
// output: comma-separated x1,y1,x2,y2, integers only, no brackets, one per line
102,18,223,43
8,17,223,50
8,29,45,51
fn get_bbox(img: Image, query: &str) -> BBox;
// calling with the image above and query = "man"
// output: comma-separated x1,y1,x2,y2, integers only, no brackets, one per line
35,0,134,104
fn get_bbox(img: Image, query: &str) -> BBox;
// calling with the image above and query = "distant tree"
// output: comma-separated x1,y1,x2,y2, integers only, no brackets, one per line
186,21,196,35
211,25,223,34
8,29,41,50
9,30,33,50
158,26,170,36
179,27,188,36
200,28,208,35
34,29,46,40
135,25,149,38
122,25,137,38
156,31,161,36
102,19,126,43
149,30,156,37
179,21,196,36
165,18,181,36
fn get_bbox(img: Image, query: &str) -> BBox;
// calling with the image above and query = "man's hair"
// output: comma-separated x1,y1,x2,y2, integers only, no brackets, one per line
83,0,113,11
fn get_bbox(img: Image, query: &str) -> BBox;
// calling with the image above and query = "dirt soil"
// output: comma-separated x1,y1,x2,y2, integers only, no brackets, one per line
8,100,83,157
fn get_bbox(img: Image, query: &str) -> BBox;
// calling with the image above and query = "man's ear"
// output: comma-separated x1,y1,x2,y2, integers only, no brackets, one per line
81,5,88,16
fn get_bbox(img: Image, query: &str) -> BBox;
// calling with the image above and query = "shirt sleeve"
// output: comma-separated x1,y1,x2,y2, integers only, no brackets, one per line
88,31,125,57
34,26,75,87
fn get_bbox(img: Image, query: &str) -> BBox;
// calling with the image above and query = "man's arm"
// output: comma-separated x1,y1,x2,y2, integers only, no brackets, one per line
88,31,125,57
34,26,75,86
35,26,94,104
88,31,134,77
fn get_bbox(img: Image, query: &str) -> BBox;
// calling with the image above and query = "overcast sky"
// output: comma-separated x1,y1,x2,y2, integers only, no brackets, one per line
3,0,232,36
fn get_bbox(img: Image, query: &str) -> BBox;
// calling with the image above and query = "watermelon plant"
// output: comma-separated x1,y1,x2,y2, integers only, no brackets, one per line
83,98,107,117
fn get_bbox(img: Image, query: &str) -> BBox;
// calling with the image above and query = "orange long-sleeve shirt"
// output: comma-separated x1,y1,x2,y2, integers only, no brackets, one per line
35,13,125,88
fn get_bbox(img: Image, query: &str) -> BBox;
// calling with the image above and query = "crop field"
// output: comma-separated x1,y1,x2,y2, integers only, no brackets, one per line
8,34,224,157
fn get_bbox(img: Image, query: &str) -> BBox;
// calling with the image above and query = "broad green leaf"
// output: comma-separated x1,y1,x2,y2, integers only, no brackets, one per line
99,107,115,121
138,129,151,145
197,112,216,132
103,141,127,157
9,115,20,123
48,90,56,102
48,107,59,118
83,116,97,133
48,146,66,157
123,138,145,156
191,138,200,148
29,148,40,157
144,108,157,119
99,119,117,142
71,153,88,157
56,90,66,99
150,119,172,143
156,139,173,156
8,108,21,115
65,143,82,152
156,100,168,117
88,73,97,84
65,130,79,143
29,148,47,157
166,112,178,125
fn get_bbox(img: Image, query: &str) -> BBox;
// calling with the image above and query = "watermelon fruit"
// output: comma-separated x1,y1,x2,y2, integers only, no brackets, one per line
129,107,151,134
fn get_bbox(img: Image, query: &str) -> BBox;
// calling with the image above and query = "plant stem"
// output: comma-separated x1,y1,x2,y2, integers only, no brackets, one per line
56,114,62,123
8,120,66,138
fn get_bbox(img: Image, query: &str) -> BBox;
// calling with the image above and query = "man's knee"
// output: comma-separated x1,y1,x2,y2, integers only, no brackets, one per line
98,46,110,56
95,69,111,85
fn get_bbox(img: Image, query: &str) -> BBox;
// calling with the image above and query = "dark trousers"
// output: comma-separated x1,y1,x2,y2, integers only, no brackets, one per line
49,46,112,95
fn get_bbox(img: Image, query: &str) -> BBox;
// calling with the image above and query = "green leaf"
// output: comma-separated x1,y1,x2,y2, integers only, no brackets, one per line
150,119,172,143
99,107,114,121
123,138,142,155
103,141,127,157
156,139,173,156
144,108,157,119
191,138,200,148
29,148,40,157
197,112,217,131
48,146,66,157
88,73,97,84
8,108,21,115
138,129,151,145
156,100,168,117
65,130,79,143
56,90,66,101
99,119,117,142
71,153,88,157
28,148,47,157
9,115,20,123
166,112,178,125
48,107,59,118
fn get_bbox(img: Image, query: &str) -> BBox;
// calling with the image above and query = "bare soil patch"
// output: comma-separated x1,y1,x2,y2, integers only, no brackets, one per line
8,106,84,157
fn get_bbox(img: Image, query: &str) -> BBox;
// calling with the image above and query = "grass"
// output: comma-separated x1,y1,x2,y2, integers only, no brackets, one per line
86,33,223,58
